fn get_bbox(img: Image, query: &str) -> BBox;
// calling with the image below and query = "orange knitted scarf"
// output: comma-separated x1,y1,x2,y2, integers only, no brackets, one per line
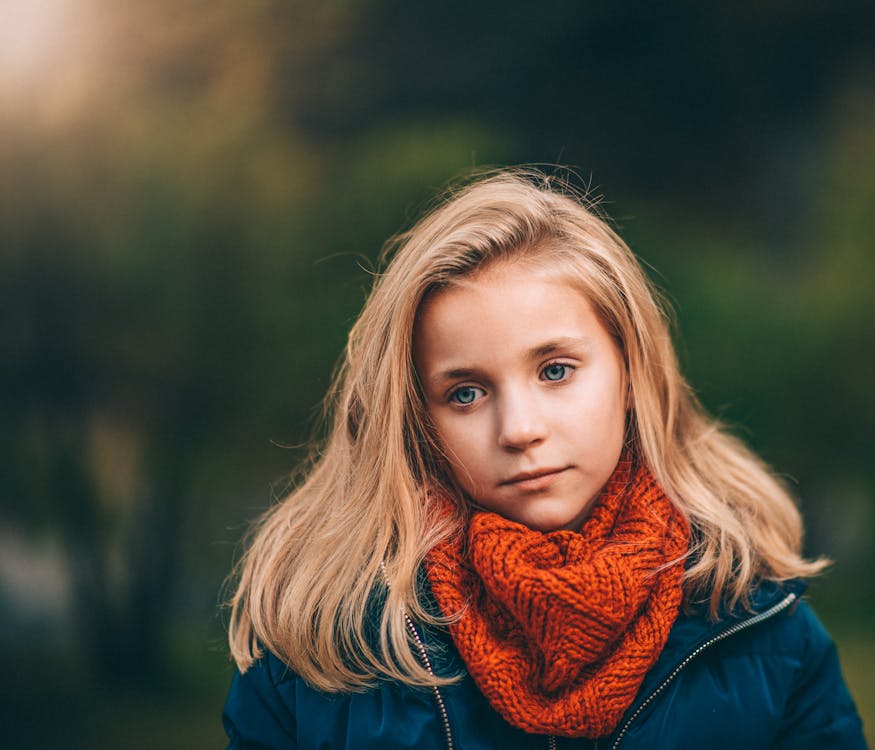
426,457,689,738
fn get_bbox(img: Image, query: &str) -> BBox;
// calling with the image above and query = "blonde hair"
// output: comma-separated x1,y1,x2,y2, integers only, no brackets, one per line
227,168,826,691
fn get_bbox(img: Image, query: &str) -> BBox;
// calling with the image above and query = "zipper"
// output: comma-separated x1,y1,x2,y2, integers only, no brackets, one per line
404,613,455,750
609,591,797,749
380,563,454,750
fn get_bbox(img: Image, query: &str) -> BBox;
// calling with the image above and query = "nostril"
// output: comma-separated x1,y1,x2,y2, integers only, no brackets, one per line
498,423,546,451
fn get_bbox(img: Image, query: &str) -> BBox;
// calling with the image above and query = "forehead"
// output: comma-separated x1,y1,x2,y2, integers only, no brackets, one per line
413,262,607,373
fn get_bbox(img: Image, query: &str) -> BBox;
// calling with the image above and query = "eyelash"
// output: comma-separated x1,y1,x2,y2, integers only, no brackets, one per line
447,361,575,406
540,361,574,382
448,385,485,406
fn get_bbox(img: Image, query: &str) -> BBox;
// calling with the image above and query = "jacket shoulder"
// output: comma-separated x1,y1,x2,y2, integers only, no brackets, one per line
222,649,459,750
771,599,867,749
613,586,867,750
222,653,298,750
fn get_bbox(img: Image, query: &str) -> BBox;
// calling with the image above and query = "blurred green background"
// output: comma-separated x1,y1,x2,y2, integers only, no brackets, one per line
1,1,872,747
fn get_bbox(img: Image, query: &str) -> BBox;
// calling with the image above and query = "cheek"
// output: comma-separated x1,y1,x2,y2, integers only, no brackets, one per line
432,418,487,479
437,421,476,462
566,372,627,448
604,386,628,442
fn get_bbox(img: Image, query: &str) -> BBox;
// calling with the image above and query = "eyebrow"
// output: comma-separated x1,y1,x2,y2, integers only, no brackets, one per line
530,336,591,358
428,336,592,385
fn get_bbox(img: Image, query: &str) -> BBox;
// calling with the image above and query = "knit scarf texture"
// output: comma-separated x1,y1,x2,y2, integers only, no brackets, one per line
426,456,689,739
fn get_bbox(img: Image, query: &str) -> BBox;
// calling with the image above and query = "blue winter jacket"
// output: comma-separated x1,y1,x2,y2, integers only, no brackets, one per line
223,579,867,749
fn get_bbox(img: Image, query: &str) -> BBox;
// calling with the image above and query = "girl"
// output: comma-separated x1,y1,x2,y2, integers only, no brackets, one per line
223,169,866,749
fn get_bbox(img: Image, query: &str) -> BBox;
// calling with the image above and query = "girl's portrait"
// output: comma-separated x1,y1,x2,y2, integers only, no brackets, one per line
222,170,867,749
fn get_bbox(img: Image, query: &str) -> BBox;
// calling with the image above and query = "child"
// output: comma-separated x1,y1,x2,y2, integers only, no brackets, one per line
222,169,866,749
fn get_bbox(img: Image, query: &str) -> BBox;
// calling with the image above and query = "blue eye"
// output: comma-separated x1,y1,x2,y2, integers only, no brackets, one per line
450,386,483,405
542,363,569,381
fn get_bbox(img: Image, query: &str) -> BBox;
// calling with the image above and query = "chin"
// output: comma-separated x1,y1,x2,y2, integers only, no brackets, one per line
530,505,594,533
521,514,580,534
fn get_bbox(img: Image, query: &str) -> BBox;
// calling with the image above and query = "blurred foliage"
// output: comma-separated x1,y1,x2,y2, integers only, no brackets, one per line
0,0,873,746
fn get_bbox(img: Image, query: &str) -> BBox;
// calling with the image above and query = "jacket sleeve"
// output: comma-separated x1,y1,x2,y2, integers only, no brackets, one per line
223,654,298,750
774,602,867,750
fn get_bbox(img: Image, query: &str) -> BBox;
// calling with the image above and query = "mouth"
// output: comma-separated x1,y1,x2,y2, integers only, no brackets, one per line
501,467,570,490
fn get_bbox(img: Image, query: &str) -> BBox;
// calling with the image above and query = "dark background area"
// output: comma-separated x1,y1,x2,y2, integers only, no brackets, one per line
1,1,872,746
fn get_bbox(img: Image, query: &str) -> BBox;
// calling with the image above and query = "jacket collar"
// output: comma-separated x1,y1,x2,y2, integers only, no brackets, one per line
626,578,808,713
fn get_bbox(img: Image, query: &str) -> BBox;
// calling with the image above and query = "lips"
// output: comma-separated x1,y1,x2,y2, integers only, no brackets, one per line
501,467,569,490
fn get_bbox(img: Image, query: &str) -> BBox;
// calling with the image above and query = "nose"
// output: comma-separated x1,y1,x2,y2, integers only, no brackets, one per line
497,389,548,451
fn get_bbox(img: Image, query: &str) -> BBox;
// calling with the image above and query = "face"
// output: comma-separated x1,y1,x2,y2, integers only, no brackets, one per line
414,261,629,532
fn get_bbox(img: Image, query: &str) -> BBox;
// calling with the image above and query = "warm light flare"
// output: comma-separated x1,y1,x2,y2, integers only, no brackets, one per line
0,0,77,88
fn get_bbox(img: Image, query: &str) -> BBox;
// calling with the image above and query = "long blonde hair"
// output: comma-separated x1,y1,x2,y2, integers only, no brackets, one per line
227,168,826,690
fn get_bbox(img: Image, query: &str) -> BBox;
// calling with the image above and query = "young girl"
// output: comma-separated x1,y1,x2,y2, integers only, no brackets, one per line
223,169,866,749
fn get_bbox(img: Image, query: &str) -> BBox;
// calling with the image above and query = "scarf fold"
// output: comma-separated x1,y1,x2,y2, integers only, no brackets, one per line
426,456,689,738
